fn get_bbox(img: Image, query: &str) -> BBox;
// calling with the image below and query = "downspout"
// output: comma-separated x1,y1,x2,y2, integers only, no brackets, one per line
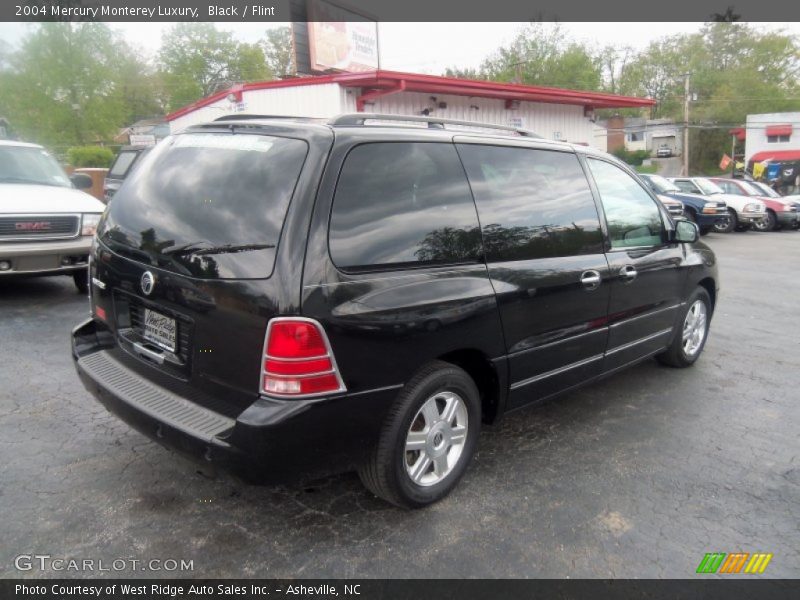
356,80,407,112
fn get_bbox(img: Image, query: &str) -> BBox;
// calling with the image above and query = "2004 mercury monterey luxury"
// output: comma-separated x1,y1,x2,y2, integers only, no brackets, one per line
72,114,718,507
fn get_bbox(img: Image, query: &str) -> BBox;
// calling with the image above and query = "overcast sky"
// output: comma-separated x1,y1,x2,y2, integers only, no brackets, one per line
1,22,798,73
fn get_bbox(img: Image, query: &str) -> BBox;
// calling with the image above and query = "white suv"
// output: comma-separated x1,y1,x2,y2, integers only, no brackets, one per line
669,176,766,233
0,140,105,292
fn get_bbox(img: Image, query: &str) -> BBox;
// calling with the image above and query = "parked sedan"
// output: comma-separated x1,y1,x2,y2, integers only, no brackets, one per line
668,177,766,233
639,174,726,235
709,177,799,232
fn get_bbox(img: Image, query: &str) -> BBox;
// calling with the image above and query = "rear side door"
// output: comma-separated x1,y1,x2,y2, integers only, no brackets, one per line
456,141,611,408
584,157,687,373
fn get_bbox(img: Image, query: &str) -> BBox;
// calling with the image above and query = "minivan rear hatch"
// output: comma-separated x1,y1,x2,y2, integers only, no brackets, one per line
93,130,310,406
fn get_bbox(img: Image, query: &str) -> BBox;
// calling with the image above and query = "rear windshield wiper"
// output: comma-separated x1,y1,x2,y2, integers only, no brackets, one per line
163,242,275,257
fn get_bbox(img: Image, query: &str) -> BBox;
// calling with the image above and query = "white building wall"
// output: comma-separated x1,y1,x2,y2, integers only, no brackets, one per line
745,112,800,162
168,83,345,132
591,123,607,151
169,84,597,145
367,92,594,144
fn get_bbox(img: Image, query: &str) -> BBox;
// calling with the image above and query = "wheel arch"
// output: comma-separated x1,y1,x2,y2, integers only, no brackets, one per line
437,348,504,424
698,277,716,315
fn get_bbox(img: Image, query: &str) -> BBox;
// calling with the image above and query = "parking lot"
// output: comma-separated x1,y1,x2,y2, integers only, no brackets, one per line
1,230,798,578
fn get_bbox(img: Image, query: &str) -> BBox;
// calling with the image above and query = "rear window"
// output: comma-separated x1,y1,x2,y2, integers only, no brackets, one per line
99,133,308,279
107,151,140,179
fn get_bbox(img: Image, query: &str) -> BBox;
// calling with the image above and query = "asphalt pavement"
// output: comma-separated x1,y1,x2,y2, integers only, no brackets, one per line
1,230,798,578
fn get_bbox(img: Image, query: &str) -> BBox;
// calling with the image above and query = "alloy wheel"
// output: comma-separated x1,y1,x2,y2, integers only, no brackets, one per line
682,300,708,357
404,391,468,487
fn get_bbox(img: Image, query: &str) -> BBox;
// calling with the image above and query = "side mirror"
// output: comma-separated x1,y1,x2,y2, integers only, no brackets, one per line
674,219,699,243
70,173,93,190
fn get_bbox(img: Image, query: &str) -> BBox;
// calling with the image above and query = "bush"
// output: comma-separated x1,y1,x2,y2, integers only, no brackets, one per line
611,147,651,166
67,146,114,168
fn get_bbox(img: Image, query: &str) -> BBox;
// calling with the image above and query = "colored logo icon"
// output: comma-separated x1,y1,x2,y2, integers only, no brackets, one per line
696,552,773,574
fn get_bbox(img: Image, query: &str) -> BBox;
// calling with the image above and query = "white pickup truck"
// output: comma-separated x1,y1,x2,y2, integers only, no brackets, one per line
0,140,105,292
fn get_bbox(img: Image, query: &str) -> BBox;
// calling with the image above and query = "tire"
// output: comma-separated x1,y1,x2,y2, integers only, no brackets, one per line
657,287,711,368
73,270,89,294
713,209,736,234
699,226,712,236
358,360,481,508
752,211,776,232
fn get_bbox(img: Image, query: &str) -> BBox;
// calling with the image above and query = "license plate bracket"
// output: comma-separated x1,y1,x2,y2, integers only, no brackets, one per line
143,308,177,353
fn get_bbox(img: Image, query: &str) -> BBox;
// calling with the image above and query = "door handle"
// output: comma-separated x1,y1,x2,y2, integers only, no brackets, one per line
580,270,602,291
620,265,638,282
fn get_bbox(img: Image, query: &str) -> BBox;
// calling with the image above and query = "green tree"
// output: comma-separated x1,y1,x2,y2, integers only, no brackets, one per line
444,66,482,79
115,50,167,125
262,27,294,78
159,23,272,110
0,39,11,70
478,23,602,90
0,23,132,148
597,45,635,95
616,35,689,119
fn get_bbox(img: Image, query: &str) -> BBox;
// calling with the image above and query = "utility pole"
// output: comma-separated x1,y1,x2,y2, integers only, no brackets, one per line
683,72,690,176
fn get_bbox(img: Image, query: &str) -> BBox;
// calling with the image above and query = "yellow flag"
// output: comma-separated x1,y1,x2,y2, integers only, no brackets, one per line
753,162,765,179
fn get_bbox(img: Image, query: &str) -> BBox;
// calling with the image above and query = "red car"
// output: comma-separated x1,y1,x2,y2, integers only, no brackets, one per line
709,177,800,231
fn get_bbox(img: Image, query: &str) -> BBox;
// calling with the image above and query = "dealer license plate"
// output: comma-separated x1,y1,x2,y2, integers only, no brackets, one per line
143,308,177,353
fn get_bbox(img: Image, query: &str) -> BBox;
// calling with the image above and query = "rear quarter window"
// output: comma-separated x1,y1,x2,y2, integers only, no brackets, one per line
329,142,482,271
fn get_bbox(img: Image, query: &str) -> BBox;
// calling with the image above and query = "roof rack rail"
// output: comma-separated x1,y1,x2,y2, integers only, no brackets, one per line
212,114,316,122
329,113,542,138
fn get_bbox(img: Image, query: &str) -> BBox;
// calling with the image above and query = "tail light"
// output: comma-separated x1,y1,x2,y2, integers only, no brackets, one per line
260,317,346,398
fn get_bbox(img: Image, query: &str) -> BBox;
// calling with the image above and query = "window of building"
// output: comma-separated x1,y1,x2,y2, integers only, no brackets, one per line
456,144,603,261
329,143,481,271
767,134,791,143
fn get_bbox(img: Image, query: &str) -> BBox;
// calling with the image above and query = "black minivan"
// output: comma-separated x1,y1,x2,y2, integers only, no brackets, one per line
72,114,718,508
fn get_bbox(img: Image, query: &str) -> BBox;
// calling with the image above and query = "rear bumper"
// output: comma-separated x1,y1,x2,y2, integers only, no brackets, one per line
0,236,91,275
72,319,397,483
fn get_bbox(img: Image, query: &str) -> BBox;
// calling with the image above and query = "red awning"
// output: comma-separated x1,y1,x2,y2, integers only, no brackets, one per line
729,127,745,141
765,124,792,137
749,149,800,163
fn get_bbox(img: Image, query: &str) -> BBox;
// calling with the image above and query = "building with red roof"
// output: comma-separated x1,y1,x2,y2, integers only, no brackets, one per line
166,70,655,149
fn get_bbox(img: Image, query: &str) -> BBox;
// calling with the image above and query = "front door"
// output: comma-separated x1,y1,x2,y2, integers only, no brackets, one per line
585,158,687,373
